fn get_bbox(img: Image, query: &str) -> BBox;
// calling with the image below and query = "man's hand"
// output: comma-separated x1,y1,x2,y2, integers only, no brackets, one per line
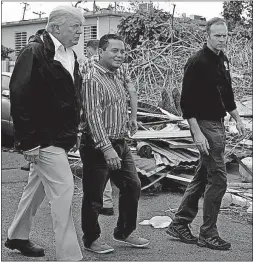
236,120,246,137
193,131,210,155
23,147,40,164
103,148,122,170
229,109,246,138
129,118,138,136
71,134,81,153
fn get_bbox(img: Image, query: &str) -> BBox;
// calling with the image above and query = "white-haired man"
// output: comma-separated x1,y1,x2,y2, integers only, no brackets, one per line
5,6,84,260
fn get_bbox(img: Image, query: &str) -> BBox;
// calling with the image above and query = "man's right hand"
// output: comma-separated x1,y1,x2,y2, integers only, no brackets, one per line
193,131,210,155
23,147,40,164
103,148,122,170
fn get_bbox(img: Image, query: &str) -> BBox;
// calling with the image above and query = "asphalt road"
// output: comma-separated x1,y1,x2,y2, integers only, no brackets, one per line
1,149,252,261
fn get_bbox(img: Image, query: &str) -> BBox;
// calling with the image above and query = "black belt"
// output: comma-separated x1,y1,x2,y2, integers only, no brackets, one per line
198,118,224,122
110,138,125,144
80,134,125,146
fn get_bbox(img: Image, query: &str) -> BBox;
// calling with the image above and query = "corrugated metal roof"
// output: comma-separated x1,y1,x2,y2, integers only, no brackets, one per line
148,142,199,167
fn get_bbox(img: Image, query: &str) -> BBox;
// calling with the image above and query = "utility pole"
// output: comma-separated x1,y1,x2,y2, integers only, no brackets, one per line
33,10,45,19
21,2,29,20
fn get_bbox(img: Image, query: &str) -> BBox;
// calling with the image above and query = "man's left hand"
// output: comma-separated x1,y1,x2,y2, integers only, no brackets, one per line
129,118,138,136
71,134,81,153
236,120,246,137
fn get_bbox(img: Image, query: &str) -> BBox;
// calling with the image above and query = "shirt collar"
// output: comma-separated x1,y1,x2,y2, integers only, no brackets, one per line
203,43,224,60
94,62,116,78
48,32,65,53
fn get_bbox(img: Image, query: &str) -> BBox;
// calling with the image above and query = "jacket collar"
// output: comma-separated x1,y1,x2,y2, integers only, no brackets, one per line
48,32,66,53
203,43,226,61
34,29,77,62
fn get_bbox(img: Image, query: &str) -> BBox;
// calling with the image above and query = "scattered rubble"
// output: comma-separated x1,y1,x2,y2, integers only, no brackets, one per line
68,97,252,216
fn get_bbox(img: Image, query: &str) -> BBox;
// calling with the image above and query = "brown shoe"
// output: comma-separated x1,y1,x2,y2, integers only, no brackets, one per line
5,238,45,257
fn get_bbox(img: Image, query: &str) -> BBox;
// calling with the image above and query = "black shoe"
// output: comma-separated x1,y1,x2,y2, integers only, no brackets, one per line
197,236,231,250
21,163,30,171
166,223,198,244
5,238,45,257
100,207,114,216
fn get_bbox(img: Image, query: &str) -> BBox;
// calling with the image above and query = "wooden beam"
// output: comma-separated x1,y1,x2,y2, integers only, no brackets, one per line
131,130,191,139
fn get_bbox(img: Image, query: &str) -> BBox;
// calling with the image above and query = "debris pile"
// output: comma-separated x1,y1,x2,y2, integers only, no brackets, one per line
127,99,251,190
68,98,252,216
126,20,252,108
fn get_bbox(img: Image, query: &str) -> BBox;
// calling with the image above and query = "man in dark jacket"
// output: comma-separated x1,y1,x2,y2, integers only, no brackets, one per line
166,17,246,251
5,6,84,260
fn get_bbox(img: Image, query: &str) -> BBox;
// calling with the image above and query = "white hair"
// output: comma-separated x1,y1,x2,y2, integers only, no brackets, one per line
46,5,84,32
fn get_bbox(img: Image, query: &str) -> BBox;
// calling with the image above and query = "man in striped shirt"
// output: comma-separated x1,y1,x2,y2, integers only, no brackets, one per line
79,39,115,216
79,34,149,254
79,39,136,216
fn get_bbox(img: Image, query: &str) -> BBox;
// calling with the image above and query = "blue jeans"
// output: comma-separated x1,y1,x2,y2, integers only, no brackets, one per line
173,120,227,238
80,137,141,247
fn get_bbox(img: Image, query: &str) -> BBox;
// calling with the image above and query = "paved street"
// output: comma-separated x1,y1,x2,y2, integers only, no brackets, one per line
1,149,252,261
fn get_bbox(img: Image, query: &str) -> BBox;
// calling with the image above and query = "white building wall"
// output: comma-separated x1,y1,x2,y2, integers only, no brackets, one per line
2,22,47,60
98,16,122,36
2,13,126,62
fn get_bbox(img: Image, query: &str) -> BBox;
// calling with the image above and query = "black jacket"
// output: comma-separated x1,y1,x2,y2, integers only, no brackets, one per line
10,29,82,151
180,44,236,120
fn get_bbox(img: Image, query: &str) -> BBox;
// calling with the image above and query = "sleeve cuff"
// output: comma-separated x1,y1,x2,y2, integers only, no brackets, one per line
226,104,237,113
182,112,196,119
100,143,113,153
23,146,40,153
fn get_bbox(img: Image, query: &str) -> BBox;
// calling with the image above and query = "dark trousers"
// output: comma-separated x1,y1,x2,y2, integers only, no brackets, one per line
173,120,227,238
79,137,141,247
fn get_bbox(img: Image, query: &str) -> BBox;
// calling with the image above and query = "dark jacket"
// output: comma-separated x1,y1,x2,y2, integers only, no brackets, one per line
180,43,236,120
10,29,82,151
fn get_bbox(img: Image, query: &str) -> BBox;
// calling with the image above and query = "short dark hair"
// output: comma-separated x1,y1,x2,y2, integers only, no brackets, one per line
206,17,227,35
99,34,124,50
86,39,99,49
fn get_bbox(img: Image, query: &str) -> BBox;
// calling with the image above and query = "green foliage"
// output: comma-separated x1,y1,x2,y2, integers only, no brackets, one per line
117,7,209,50
118,7,172,49
1,45,14,59
222,1,253,28
117,6,252,104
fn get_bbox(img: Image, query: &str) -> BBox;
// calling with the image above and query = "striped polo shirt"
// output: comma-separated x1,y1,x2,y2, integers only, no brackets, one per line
79,54,132,86
80,62,129,152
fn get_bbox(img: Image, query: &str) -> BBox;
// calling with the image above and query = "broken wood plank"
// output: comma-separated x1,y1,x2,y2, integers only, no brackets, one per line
226,188,253,198
158,107,183,121
160,139,196,149
166,173,192,183
131,130,191,140
233,155,253,177
141,172,167,190
137,166,167,178
141,120,174,125
128,110,182,121
137,121,153,131
227,182,252,189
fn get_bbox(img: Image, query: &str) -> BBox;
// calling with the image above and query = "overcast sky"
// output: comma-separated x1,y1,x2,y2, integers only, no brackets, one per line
1,1,224,23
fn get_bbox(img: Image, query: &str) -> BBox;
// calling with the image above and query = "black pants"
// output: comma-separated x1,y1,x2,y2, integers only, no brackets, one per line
79,137,141,247
173,120,227,238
